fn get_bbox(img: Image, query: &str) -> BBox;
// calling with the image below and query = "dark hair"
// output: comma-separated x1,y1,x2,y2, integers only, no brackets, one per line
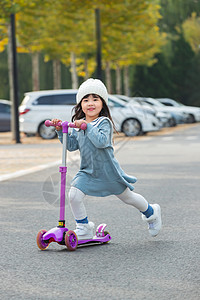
71,95,117,133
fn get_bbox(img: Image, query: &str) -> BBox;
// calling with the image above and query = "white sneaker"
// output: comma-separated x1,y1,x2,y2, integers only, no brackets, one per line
74,221,94,240
142,204,162,237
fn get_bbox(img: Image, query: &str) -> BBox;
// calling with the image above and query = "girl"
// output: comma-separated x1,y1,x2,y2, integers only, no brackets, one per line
52,78,162,240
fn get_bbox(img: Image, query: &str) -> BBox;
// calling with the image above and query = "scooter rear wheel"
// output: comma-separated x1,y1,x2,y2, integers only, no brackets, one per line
103,231,111,244
65,230,78,251
36,229,50,250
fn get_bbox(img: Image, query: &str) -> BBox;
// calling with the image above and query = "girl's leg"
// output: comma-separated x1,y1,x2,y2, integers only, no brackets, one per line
117,187,149,213
68,186,94,239
117,188,162,236
68,186,87,222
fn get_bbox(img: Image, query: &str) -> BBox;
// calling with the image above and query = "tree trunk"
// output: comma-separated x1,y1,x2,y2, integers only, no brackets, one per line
124,65,129,96
116,64,121,95
53,59,61,89
7,17,20,143
32,52,40,91
7,23,14,106
105,61,112,93
70,52,78,89
84,57,89,80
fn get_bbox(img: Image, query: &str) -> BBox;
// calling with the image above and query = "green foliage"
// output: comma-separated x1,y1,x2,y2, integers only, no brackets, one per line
134,0,200,107
0,50,9,99
132,53,174,98
159,0,200,33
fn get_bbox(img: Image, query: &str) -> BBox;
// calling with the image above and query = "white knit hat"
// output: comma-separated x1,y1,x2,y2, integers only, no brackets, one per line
76,78,108,104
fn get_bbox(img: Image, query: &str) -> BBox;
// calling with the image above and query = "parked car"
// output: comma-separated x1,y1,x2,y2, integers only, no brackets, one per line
132,97,189,125
0,100,11,132
108,95,161,136
157,98,200,123
115,94,173,128
19,90,78,139
19,90,161,139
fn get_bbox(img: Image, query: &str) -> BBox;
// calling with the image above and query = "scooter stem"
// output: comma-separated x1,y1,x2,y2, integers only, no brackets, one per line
58,122,69,227
59,166,67,225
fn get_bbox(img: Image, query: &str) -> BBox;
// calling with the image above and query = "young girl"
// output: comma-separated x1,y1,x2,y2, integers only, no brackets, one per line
52,78,162,240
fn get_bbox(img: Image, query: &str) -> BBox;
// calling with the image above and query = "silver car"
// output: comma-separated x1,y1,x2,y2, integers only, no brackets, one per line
133,97,189,125
157,98,200,123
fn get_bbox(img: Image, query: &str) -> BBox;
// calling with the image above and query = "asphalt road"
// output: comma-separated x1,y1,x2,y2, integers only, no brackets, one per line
0,124,200,300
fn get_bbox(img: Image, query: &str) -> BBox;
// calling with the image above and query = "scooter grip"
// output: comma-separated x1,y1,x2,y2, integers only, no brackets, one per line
45,120,62,127
68,123,87,130
80,123,87,130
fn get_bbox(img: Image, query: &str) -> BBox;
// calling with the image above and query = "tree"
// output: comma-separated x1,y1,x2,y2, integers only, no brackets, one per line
182,12,200,54
134,0,200,106
100,0,166,94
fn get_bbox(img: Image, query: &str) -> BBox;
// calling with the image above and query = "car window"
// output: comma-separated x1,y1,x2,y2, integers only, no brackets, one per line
35,94,77,105
0,103,11,113
21,95,30,105
108,99,124,108
162,102,173,106
145,101,154,106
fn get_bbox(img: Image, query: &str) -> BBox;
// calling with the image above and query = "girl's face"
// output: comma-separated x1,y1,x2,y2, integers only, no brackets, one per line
81,94,103,122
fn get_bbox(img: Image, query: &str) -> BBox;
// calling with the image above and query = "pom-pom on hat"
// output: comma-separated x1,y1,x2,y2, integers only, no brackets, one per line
76,78,108,104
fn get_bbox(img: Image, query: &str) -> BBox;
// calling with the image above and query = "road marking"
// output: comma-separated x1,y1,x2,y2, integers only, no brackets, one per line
186,136,197,140
161,136,174,141
0,152,81,182
0,160,61,182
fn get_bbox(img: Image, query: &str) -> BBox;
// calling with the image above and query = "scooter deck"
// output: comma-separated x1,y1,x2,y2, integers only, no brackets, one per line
78,234,111,246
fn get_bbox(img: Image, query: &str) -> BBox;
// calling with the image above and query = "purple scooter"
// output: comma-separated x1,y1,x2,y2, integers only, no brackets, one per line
36,120,111,251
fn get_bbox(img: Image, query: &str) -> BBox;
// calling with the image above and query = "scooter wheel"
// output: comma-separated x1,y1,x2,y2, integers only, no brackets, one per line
36,229,49,250
65,230,78,251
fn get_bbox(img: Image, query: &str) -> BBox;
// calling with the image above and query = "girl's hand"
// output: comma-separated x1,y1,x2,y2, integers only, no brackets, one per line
74,119,87,128
51,118,62,131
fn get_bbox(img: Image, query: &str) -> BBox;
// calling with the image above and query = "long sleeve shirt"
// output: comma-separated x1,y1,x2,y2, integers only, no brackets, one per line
57,117,137,197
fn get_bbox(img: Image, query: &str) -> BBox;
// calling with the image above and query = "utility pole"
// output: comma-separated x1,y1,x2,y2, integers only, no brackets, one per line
95,8,102,80
9,13,20,143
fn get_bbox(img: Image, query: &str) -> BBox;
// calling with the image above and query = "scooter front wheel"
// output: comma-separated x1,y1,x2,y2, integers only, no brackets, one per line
36,229,50,250
65,230,78,251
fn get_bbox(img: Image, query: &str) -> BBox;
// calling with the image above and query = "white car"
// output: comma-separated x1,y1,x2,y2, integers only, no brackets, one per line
19,90,161,139
19,90,78,139
115,94,173,127
108,95,160,136
132,97,189,125
157,98,200,123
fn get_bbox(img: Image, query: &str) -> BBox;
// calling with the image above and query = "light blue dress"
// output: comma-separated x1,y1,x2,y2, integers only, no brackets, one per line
57,117,137,197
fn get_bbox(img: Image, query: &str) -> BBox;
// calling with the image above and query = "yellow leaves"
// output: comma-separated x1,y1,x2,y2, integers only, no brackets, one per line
16,46,29,53
0,0,167,70
71,56,96,78
182,13,200,53
0,38,8,52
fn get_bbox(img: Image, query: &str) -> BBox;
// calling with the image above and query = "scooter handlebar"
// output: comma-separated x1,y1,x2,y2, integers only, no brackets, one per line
44,120,87,130
45,120,61,127
68,122,87,130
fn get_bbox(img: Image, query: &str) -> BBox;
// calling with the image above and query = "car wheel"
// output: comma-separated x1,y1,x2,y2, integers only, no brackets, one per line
187,114,195,123
168,117,177,127
121,118,142,136
38,121,57,139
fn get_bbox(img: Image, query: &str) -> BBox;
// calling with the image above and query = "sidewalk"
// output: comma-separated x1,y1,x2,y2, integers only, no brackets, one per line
0,131,124,181
0,132,63,181
0,124,196,182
